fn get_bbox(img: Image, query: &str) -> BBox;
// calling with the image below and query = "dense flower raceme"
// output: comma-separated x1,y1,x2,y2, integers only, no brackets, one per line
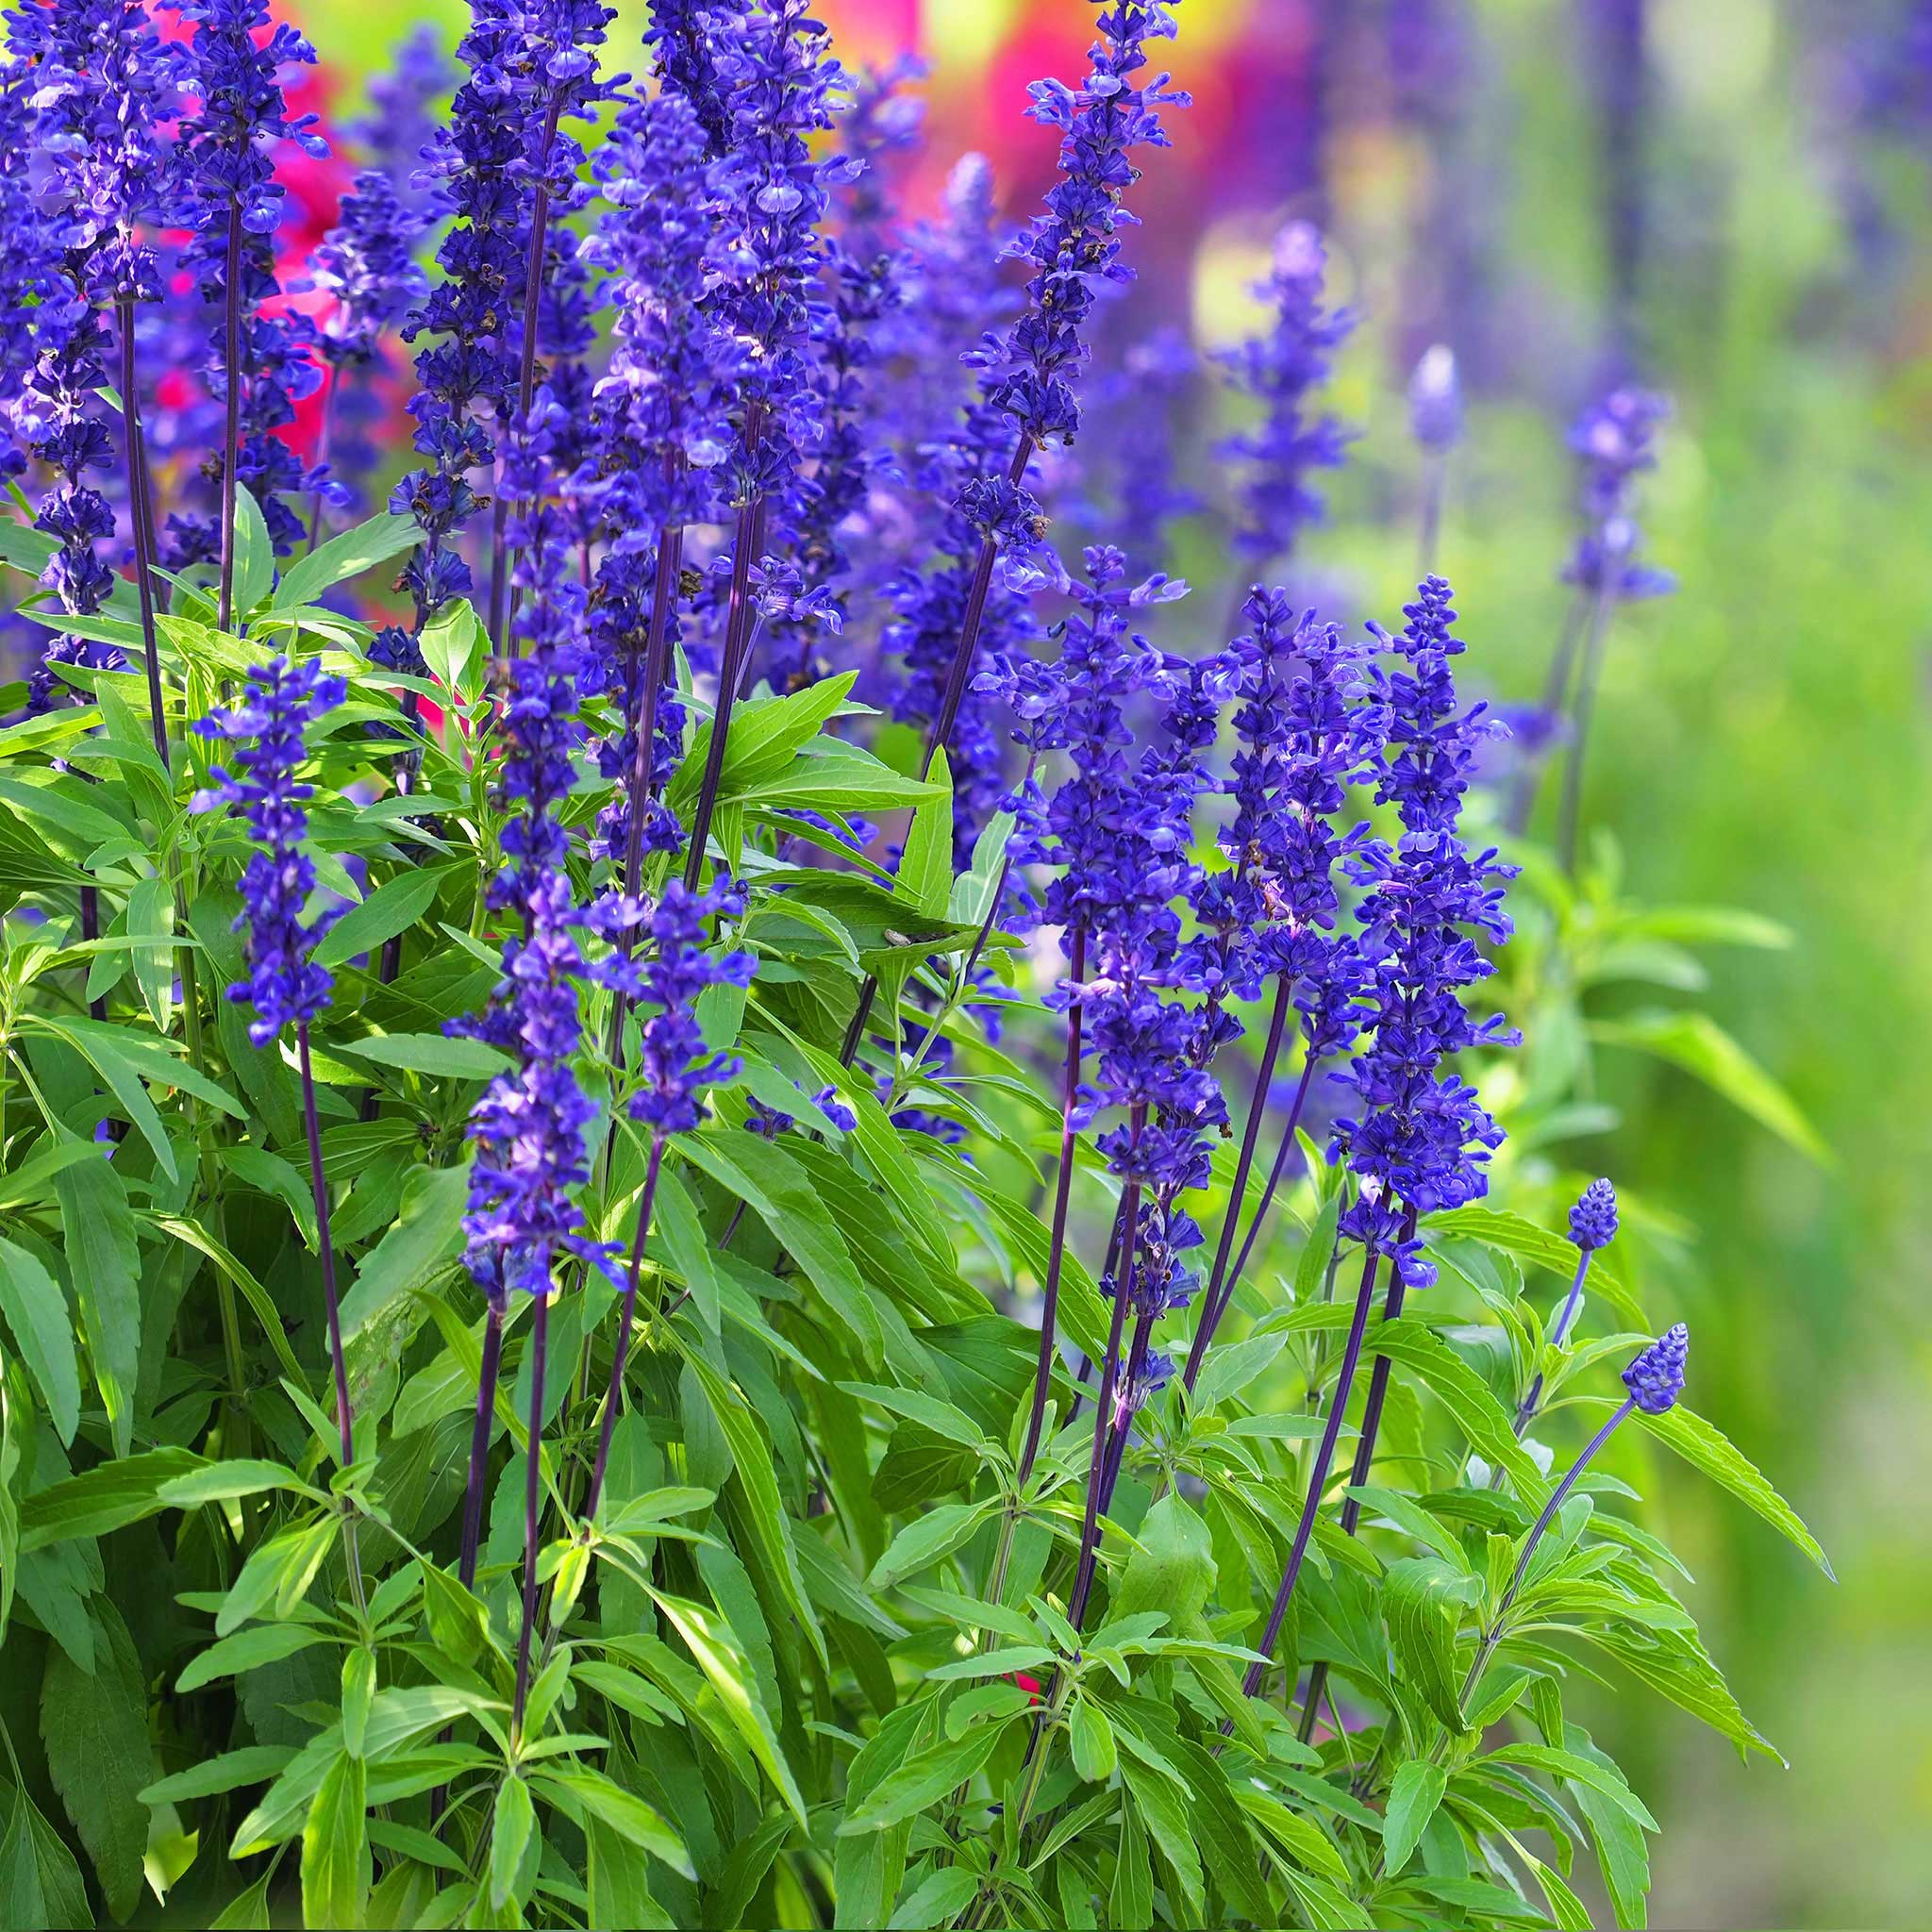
580,83,739,864
1570,1174,1621,1249
192,656,345,1043
1332,575,1520,1279
609,876,757,1137
1219,220,1359,566
4,0,178,703
168,0,330,561
1624,1319,1690,1412
453,522,612,1307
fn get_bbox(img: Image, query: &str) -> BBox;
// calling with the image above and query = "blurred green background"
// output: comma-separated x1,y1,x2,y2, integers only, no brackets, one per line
294,0,1932,1922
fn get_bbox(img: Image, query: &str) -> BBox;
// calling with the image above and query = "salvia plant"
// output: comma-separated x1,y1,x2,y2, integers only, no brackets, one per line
0,3,1836,1929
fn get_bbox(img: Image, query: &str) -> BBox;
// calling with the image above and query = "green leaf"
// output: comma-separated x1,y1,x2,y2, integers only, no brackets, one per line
32,1019,175,1180
41,1601,151,1921
55,1142,142,1455
839,1382,992,1454
867,1500,993,1591
739,741,942,813
1381,1556,1481,1735
533,1769,693,1880
1379,1760,1446,1876
159,1459,318,1508
1107,1492,1216,1630
1637,1403,1834,1579
338,1161,470,1346
678,1346,826,1670
898,747,954,919
665,672,862,815
1110,1794,1153,1932
1482,1745,1657,1829
0,1235,81,1442
416,598,486,700
489,1775,535,1910
1590,1009,1830,1164
887,1867,980,1931
1070,1702,1117,1784
274,510,419,611
20,1445,205,1551
1367,1320,1550,1501
341,1649,376,1759
1562,1726,1652,1928
2,1778,96,1931
222,1145,318,1250
677,1131,881,1367
300,1750,367,1931
836,1725,1004,1835
313,866,454,970
1118,1755,1206,1924
175,1624,328,1696
334,1031,508,1080
421,1562,487,1670
230,484,275,614
925,1645,1056,1683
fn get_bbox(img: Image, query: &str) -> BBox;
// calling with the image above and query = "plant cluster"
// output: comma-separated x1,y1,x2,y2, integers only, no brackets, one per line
0,3,1832,1929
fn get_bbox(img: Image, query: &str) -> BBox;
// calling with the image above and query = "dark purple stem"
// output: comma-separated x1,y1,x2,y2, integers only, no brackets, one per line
584,1135,666,1525
1460,1397,1635,1708
296,1023,354,1469
79,888,104,1021
1516,1249,1593,1437
1239,1241,1386,1702
683,411,770,890
1297,1203,1418,1740
1096,1306,1156,1511
1066,1107,1146,1636
1016,921,1088,1484
1185,1048,1318,1395
1181,980,1294,1396
458,1302,503,1589
922,435,1033,776
217,207,243,636
513,1288,550,1738
114,298,169,771
305,363,338,555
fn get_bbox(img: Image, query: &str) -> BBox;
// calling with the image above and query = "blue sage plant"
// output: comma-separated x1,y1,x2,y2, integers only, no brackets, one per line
0,5,1835,1930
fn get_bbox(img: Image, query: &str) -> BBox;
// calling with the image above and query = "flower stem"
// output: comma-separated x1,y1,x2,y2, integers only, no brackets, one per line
1017,922,1087,1485
514,1289,550,1740
1504,587,1589,837
217,206,243,636
1066,1119,1145,1636
114,297,169,771
459,1302,504,1589
584,1134,665,1525
298,1020,365,1616
1459,1397,1634,1710
1557,579,1618,873
1513,1249,1592,1439
1240,1241,1385,1702
922,434,1034,776
305,363,338,555
683,409,769,889
1184,1047,1317,1397
1296,1203,1417,1740
1181,981,1296,1395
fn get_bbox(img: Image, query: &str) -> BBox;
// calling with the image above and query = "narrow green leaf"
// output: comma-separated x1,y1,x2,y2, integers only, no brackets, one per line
341,1649,376,1760
140,1746,298,1806
41,1602,151,1921
1380,1759,1446,1876
489,1775,534,1909
313,866,453,970
175,1624,327,1696
20,1445,204,1550
1637,1404,1834,1579
300,1751,367,1931
334,1031,508,1080
158,1458,318,1509
0,1235,81,1442
274,509,419,610
55,1154,142,1456
1590,1009,1830,1164
836,1725,1003,1835
533,1769,692,1880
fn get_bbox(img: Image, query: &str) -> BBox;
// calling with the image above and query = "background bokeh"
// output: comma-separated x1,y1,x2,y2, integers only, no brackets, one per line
288,1,1932,1924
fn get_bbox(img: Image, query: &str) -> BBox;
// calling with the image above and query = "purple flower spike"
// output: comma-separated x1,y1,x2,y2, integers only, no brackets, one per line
168,0,329,561
1569,1177,1620,1252
193,658,346,1044
1623,1323,1689,1414
1218,221,1357,566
